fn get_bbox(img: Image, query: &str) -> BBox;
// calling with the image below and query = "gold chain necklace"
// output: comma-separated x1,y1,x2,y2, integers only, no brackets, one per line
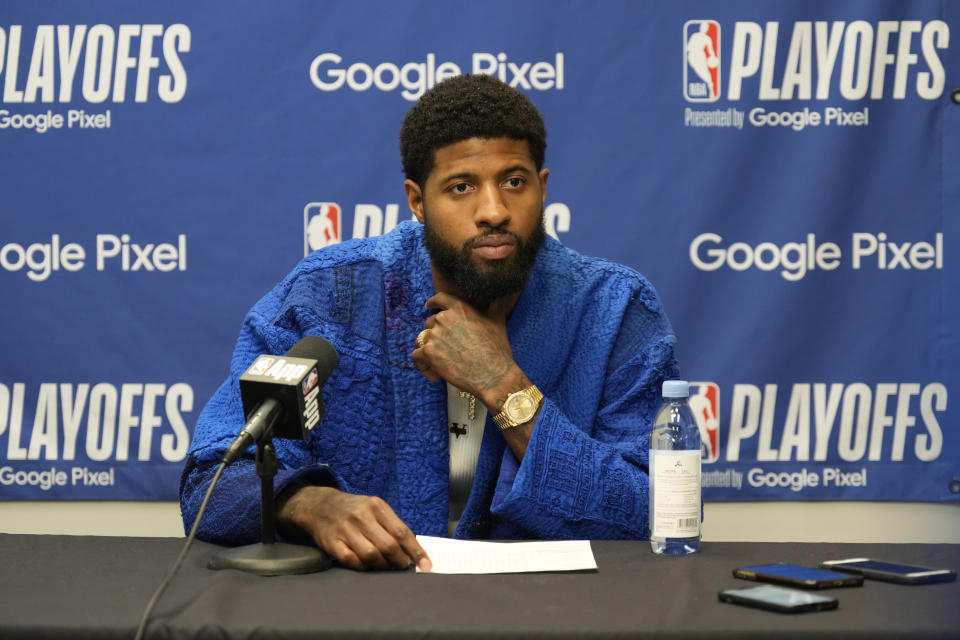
458,391,477,421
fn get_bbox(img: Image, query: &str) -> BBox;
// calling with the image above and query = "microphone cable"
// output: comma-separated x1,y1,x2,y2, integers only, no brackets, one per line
133,461,226,640
132,336,336,637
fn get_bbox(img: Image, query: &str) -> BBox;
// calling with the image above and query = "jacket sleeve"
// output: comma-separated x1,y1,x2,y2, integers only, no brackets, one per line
178,287,352,545
489,290,680,540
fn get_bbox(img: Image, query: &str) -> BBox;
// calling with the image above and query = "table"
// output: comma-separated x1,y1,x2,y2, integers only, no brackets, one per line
1,534,957,639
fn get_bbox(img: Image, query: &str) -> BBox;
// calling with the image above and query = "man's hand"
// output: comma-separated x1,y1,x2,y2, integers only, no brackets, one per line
276,485,431,572
412,292,540,459
411,292,523,412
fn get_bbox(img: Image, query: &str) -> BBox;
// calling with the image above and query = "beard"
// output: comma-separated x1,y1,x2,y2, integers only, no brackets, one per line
422,210,546,312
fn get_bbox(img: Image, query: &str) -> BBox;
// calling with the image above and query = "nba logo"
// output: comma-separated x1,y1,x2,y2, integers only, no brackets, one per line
249,356,275,376
683,20,721,102
301,368,319,394
689,382,720,463
304,202,342,255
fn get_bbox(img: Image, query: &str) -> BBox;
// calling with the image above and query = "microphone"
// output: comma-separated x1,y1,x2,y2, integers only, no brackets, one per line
222,336,338,465
206,335,338,576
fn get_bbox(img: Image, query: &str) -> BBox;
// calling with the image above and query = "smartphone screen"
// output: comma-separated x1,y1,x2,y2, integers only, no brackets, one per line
719,585,838,613
820,558,957,584
734,563,864,588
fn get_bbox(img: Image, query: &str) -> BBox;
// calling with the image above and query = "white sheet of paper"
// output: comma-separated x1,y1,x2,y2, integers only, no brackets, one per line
415,535,598,574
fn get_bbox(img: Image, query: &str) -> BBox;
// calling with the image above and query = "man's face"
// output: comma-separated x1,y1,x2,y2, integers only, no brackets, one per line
404,137,550,311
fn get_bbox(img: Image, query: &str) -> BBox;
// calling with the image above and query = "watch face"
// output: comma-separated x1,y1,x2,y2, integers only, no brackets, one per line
506,392,536,422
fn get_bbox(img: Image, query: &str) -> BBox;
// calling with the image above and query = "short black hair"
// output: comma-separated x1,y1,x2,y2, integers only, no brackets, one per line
399,74,547,186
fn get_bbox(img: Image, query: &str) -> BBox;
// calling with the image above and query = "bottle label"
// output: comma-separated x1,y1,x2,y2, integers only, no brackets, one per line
651,449,701,538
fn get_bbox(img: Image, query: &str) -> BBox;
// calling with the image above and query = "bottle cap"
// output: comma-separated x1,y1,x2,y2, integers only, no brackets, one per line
662,380,689,398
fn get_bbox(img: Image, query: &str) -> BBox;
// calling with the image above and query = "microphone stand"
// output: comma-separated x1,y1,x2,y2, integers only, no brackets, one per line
207,436,332,575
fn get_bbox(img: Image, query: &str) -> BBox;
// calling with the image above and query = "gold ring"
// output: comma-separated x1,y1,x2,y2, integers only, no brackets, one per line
416,329,429,348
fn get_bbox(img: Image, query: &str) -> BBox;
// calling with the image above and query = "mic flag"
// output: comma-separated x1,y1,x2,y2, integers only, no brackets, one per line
223,336,338,464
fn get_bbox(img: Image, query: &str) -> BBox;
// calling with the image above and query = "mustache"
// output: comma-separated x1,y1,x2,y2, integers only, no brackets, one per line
463,229,522,251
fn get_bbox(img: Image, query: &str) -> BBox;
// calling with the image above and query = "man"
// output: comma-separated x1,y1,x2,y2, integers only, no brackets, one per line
180,74,680,572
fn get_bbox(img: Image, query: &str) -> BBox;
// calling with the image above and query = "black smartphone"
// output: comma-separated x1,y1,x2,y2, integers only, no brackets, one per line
733,563,864,589
820,558,957,585
719,585,838,613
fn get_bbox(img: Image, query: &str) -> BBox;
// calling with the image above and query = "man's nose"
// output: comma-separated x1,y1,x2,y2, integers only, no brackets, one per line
475,184,510,228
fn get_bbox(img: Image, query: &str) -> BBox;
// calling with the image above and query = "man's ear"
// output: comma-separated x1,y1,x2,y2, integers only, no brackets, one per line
538,168,550,204
404,179,425,224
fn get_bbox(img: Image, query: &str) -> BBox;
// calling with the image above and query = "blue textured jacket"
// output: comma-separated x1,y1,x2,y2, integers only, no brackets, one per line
180,221,679,543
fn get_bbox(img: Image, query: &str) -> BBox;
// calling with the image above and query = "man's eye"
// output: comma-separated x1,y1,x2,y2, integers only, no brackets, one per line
504,177,524,188
451,183,470,193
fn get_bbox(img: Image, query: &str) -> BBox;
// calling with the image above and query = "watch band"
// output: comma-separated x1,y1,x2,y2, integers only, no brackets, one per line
493,385,544,430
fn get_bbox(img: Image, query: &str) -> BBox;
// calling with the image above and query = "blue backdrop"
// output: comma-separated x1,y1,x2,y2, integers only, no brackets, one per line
1,0,957,502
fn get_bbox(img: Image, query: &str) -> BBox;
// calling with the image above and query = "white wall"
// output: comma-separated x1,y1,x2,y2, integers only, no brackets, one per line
1,501,957,542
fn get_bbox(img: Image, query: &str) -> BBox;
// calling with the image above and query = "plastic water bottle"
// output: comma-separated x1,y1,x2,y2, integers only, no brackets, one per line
649,380,701,555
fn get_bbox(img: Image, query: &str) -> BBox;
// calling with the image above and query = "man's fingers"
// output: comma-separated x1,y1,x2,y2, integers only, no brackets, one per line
322,524,395,571
328,539,364,571
350,535,391,570
396,527,431,571
425,292,456,312
359,521,415,570
332,533,396,571
411,350,439,381
366,501,431,571
318,495,428,571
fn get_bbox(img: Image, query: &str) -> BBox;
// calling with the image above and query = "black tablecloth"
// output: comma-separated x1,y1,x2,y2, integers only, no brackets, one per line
1,534,958,639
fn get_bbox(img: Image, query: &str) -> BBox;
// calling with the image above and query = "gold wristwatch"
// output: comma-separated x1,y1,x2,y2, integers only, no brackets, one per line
492,385,543,430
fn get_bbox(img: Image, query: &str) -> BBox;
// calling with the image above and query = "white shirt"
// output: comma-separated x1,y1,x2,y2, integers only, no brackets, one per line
446,383,488,536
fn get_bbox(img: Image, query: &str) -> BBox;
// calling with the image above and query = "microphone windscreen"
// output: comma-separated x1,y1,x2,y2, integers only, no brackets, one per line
286,336,338,379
